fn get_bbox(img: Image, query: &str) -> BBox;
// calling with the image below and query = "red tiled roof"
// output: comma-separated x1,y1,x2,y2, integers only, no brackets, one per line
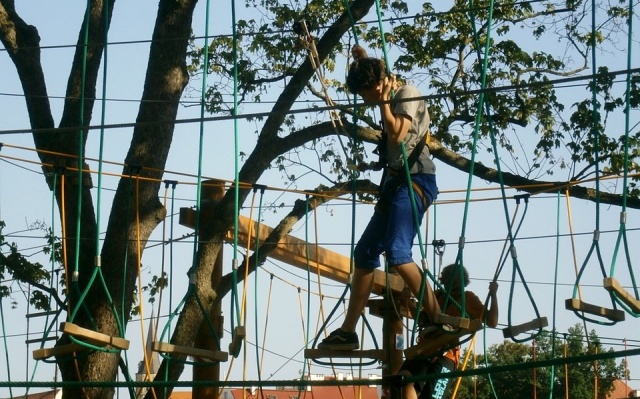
606,379,633,399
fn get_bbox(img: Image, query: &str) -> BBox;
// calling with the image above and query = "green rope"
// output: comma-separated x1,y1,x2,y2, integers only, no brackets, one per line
465,0,545,342
547,191,562,399
188,0,212,278
372,0,435,346
3,345,640,389
608,0,638,316
569,0,621,325
252,186,266,388
155,0,224,365
230,0,242,331
65,2,127,352
300,195,312,389
0,297,12,398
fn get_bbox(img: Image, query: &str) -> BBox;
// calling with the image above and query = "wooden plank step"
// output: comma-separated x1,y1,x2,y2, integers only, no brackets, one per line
502,317,548,339
61,322,130,350
404,319,483,360
604,278,640,313
434,313,471,329
33,343,85,360
565,298,625,322
152,341,229,363
228,326,246,358
304,348,386,361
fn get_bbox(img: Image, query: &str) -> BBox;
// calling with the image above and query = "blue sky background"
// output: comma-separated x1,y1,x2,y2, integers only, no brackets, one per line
1,1,639,397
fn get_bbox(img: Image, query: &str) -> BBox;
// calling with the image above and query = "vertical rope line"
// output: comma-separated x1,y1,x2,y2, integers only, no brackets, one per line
547,191,562,398
95,0,110,260
343,0,362,283
231,0,242,327
0,297,12,398
608,0,637,313
72,0,91,277
190,0,213,276
252,187,265,396
299,196,312,390
568,0,620,326
372,0,431,343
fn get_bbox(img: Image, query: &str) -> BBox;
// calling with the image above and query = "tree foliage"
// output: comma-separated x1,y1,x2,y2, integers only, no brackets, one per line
455,324,625,399
0,0,638,398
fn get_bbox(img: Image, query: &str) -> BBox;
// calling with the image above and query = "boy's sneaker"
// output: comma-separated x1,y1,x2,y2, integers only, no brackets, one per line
318,328,359,350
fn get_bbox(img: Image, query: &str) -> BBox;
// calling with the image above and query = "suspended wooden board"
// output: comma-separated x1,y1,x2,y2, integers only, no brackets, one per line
603,277,640,313
404,319,483,360
434,313,471,329
304,348,386,362
152,341,229,363
564,298,625,322
228,326,246,358
33,343,85,360
61,322,130,350
502,317,548,339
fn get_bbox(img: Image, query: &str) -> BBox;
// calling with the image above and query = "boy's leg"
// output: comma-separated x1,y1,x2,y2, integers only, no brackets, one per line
394,262,439,321
341,268,375,332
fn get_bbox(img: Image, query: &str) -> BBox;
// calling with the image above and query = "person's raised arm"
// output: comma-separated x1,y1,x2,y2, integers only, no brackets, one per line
379,75,411,144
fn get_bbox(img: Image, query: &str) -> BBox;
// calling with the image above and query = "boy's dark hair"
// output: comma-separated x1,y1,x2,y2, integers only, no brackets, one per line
440,264,470,287
346,57,387,94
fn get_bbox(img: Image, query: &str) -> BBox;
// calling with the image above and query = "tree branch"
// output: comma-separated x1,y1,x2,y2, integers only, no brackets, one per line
428,138,640,209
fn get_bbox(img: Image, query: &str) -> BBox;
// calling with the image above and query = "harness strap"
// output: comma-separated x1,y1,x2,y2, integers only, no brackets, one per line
374,178,429,215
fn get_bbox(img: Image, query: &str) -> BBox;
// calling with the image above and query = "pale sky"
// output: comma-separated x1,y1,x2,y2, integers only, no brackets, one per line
1,1,639,397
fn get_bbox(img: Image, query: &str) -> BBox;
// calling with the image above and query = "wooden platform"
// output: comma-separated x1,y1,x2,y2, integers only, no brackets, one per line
61,322,130,350
404,319,483,360
565,298,625,322
502,317,548,339
33,343,85,360
304,348,386,362
152,341,229,363
604,277,640,313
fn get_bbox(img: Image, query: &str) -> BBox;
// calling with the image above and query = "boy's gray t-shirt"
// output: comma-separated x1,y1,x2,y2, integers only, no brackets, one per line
386,85,436,175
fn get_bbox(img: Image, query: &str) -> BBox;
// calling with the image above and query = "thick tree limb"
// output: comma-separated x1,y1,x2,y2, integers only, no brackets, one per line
428,138,640,209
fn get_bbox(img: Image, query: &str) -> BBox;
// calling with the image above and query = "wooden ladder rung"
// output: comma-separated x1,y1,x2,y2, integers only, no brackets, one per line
26,335,59,345
33,343,85,360
61,322,130,350
565,298,625,322
228,326,246,358
304,348,386,361
604,278,640,313
502,317,548,339
152,341,229,363
405,319,482,360
433,313,471,329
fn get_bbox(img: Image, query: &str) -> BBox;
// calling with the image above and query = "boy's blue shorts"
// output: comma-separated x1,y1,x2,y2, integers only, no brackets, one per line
354,173,437,269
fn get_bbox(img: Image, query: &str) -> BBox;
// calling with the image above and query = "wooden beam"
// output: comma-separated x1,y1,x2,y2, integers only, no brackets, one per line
180,208,406,295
